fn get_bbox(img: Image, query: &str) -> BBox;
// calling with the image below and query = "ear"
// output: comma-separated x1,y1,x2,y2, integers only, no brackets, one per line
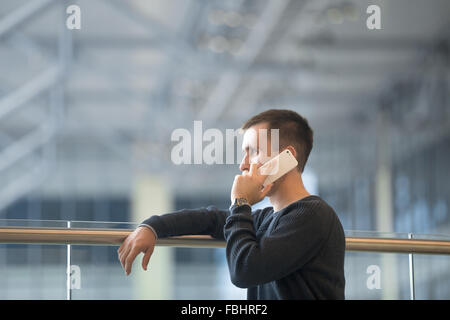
284,145,297,159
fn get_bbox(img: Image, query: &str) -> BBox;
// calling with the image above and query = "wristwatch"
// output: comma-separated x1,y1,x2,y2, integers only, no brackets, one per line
230,197,251,211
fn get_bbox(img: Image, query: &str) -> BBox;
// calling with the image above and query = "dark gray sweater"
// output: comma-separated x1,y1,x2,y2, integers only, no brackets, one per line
140,195,346,300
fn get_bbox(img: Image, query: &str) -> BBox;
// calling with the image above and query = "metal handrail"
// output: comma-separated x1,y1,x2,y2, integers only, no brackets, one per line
0,226,450,255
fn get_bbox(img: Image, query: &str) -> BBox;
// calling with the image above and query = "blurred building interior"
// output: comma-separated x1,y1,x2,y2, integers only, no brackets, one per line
0,0,449,299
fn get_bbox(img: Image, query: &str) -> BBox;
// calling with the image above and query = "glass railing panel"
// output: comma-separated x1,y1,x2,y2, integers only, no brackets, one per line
69,244,134,299
68,220,134,299
0,243,67,299
410,233,450,300
0,219,68,299
344,230,412,299
344,251,411,299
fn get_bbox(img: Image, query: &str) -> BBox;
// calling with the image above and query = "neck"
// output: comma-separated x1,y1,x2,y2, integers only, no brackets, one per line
269,171,311,212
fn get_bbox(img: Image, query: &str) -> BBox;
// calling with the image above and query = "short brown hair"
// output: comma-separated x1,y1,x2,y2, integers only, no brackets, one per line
241,109,313,172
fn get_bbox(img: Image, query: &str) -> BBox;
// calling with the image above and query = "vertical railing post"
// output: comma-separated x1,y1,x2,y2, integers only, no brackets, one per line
408,233,416,300
66,221,72,300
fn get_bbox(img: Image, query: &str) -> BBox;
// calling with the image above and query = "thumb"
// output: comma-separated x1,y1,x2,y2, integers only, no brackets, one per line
142,249,152,271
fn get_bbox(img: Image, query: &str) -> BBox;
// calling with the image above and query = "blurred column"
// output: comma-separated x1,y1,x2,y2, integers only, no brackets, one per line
375,107,398,299
376,109,394,234
131,175,174,299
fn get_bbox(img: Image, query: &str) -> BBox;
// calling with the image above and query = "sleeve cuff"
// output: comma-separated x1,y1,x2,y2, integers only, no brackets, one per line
138,223,159,239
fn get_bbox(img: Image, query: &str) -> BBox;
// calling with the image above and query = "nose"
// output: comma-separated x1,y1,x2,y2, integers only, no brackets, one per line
239,153,250,172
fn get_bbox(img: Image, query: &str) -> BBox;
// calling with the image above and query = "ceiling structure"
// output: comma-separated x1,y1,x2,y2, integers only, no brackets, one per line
0,0,449,209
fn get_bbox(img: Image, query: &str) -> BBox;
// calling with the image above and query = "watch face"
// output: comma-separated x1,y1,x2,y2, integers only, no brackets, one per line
230,198,250,211
237,198,248,206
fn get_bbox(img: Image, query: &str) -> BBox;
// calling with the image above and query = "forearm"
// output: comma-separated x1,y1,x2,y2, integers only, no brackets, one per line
224,205,272,287
140,205,228,240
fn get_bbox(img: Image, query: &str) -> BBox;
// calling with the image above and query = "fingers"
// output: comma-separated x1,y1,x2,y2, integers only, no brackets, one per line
249,162,260,175
118,241,124,254
119,242,132,271
259,159,277,177
250,161,274,177
142,248,153,271
117,237,128,257
117,234,137,275
118,244,153,275
124,247,141,276
118,232,132,266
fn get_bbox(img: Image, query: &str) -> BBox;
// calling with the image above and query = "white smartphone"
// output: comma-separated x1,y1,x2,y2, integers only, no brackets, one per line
258,149,298,187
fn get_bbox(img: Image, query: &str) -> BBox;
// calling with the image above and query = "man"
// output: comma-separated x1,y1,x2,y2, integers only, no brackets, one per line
118,109,346,299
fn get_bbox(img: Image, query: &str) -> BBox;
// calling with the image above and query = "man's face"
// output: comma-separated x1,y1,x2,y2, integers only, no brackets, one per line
239,122,278,173
239,123,282,197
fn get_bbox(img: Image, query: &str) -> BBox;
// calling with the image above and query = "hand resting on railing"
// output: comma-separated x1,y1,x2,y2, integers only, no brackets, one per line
118,226,156,276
